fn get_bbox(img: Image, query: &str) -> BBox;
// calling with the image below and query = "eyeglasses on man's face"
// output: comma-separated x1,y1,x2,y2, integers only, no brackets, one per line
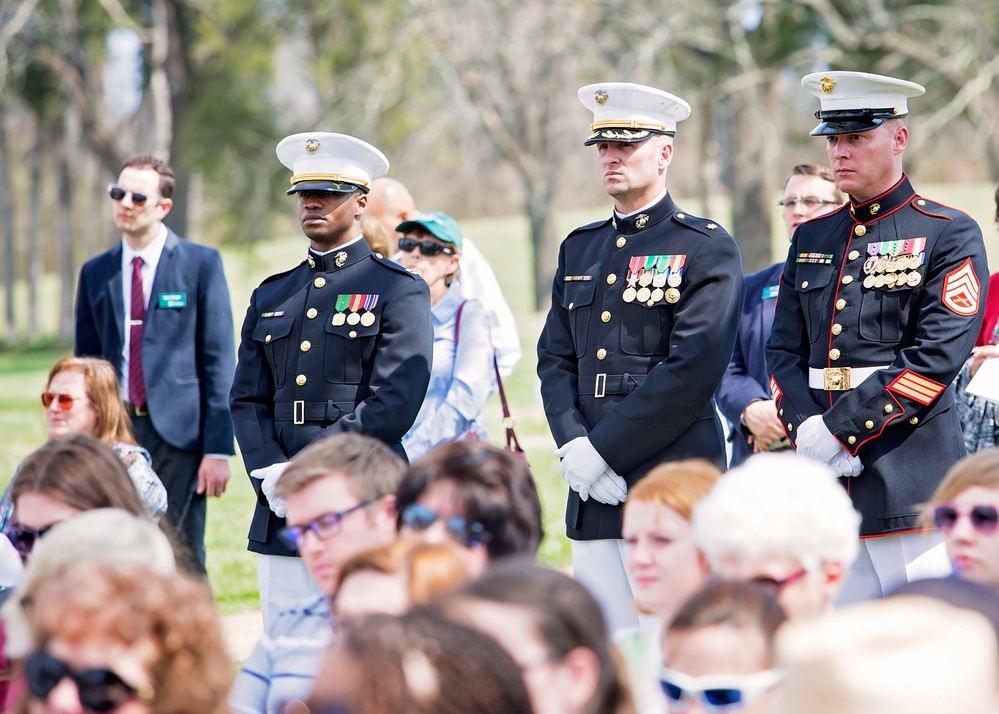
278,498,376,550
778,196,838,209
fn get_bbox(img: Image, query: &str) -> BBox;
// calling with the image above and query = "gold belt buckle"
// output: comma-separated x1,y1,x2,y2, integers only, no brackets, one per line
293,400,305,425
594,373,607,399
823,367,852,391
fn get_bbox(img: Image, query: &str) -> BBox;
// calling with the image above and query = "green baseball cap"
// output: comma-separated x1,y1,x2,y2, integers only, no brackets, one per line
396,211,463,251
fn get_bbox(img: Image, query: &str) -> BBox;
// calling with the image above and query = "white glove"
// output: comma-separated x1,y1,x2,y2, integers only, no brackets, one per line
588,468,628,505
795,415,844,464
555,436,608,502
829,450,864,478
250,462,291,517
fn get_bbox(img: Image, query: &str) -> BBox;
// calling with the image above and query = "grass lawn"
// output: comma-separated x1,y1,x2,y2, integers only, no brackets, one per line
0,181,994,613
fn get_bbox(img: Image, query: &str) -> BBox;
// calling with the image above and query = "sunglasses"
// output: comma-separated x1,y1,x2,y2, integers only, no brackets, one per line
660,667,782,712
398,237,455,258
278,498,375,550
25,651,152,713
777,197,838,209
9,523,55,559
932,504,999,534
400,503,490,548
749,567,808,594
107,184,152,207
41,392,85,410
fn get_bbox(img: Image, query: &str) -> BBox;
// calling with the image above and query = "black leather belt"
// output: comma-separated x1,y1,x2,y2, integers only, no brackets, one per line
577,373,646,398
274,400,344,425
125,402,148,417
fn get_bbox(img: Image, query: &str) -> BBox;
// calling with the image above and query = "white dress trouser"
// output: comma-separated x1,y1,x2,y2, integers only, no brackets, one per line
572,539,642,634
836,530,951,605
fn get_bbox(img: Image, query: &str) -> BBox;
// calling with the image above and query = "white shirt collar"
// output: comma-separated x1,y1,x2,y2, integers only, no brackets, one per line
615,187,668,218
312,234,364,255
121,224,168,266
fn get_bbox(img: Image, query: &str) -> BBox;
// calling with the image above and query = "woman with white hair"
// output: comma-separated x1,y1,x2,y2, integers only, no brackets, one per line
692,452,861,619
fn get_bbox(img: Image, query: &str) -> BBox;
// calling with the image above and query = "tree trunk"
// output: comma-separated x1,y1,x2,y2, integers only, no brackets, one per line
526,173,560,312
27,132,44,340
0,110,16,342
56,127,76,343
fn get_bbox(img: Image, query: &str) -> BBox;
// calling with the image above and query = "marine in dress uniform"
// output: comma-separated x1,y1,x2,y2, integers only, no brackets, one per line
537,83,744,631
230,133,432,626
766,72,988,601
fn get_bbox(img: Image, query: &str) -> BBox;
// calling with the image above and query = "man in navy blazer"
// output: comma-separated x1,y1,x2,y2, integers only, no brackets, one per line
75,154,235,573
717,164,843,466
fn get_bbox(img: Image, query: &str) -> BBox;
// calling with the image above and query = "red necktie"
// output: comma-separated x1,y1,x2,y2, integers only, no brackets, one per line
129,256,147,410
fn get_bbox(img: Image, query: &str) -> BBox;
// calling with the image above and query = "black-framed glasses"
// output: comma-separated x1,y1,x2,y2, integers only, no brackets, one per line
41,392,86,410
25,651,152,713
660,667,782,712
278,499,376,550
749,567,807,595
8,523,55,559
398,237,455,258
400,503,491,548
107,184,152,207
777,196,838,209
932,504,999,534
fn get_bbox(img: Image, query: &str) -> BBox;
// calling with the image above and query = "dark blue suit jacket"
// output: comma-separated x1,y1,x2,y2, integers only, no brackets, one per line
716,262,782,467
75,229,236,455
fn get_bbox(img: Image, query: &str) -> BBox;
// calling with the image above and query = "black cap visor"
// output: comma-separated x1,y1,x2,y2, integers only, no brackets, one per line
583,127,673,146
810,108,904,136
286,181,366,196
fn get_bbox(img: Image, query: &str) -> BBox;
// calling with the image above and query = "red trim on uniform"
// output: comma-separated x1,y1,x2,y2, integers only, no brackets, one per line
859,527,932,539
848,393,904,455
851,175,906,210
911,198,956,221
887,370,944,406
942,258,981,317
770,376,782,401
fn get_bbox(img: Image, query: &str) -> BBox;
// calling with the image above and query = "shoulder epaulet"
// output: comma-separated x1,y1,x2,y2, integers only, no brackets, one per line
368,252,420,279
672,211,731,238
911,196,966,221
259,263,302,286
566,216,612,238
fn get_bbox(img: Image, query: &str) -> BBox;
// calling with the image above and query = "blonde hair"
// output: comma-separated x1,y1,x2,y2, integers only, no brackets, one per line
47,356,134,445
627,459,721,521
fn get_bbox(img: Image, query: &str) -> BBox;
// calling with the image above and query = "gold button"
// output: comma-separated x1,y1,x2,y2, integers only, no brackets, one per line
842,275,854,285
836,299,846,310
314,276,326,288
306,308,318,319
349,330,357,339
910,417,919,425
884,404,893,414
917,200,926,206
865,420,874,429
832,324,842,335
264,334,272,343
848,250,860,261
607,274,617,285
848,436,857,445
647,300,654,307
801,280,809,289
787,423,793,431
779,409,783,416
616,237,627,248
677,213,686,219
568,302,574,311
596,348,607,360
829,348,841,361
301,341,311,352
296,374,307,386
854,225,867,237
601,311,611,322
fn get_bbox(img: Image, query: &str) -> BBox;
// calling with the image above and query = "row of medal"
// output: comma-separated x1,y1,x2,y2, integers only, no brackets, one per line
622,255,686,305
862,238,926,290
331,294,379,326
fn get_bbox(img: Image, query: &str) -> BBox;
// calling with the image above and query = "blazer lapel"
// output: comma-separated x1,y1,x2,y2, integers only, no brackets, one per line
146,230,180,333
106,245,125,347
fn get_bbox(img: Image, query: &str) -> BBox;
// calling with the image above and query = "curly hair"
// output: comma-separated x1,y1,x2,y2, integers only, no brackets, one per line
25,562,232,714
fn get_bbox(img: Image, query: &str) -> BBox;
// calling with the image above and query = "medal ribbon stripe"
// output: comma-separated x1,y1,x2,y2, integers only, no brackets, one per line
887,370,944,406
335,294,350,313
942,259,981,317
349,294,365,314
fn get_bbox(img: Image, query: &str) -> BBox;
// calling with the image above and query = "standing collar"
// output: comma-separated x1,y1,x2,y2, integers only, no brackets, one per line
848,174,914,224
307,235,371,272
612,191,677,235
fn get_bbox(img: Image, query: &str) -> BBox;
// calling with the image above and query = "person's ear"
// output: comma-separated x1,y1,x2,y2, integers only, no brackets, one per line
560,647,601,710
355,191,368,215
156,197,173,218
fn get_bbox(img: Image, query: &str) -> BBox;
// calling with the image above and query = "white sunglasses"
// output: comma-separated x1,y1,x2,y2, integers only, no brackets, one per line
660,667,782,712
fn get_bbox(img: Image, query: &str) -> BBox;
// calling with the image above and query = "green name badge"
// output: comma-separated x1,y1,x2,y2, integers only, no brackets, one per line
761,285,779,300
158,292,187,309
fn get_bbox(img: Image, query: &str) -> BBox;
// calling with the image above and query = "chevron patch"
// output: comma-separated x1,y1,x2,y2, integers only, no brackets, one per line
888,370,945,406
942,259,980,317
770,376,782,401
